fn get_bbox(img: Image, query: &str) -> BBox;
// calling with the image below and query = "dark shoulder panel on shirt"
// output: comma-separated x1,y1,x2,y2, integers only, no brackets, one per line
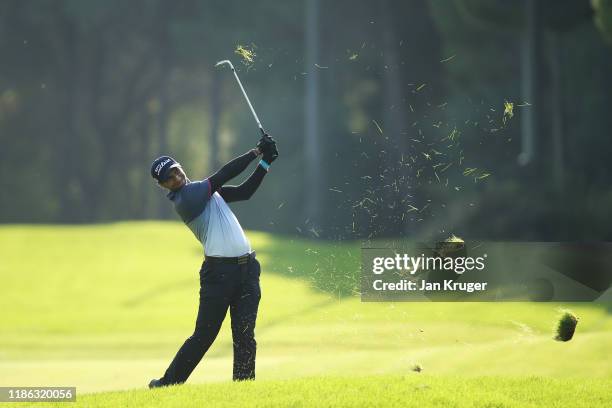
171,179,211,223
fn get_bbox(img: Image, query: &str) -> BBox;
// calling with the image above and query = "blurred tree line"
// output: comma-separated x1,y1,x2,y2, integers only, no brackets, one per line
1,0,612,241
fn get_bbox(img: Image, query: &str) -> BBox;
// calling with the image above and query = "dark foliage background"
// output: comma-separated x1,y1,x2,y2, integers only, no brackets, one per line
2,0,612,241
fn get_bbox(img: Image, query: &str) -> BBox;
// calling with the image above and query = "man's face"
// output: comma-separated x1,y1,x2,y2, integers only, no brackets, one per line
159,166,187,191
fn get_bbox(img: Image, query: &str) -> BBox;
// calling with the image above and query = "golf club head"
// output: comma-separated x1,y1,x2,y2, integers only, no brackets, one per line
215,60,234,70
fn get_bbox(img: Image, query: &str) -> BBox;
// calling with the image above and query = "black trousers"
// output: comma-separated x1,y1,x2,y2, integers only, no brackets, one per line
160,253,261,384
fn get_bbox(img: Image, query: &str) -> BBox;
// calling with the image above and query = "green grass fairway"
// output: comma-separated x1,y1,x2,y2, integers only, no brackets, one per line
20,376,612,408
1,222,611,407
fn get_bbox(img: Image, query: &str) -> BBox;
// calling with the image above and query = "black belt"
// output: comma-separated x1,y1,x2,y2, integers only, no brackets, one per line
205,251,255,265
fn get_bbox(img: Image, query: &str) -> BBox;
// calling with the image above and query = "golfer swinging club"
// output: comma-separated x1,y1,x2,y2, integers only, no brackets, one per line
148,133,278,388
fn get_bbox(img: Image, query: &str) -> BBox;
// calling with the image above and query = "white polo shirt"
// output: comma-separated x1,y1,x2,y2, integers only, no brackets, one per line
167,180,251,257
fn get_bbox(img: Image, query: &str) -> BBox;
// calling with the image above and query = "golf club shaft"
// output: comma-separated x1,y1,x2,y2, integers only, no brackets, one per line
228,65,265,136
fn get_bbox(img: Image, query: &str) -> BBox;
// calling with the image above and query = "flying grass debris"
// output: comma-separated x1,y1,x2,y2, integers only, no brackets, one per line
554,310,578,342
349,82,509,237
462,167,491,182
407,204,419,212
446,234,464,243
443,127,460,142
503,101,514,124
372,119,383,135
235,44,256,65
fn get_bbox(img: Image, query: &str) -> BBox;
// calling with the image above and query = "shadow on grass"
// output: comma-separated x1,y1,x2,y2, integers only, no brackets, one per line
122,278,194,307
252,234,361,298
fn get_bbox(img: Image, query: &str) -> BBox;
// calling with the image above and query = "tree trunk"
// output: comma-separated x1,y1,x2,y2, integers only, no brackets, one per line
304,0,321,229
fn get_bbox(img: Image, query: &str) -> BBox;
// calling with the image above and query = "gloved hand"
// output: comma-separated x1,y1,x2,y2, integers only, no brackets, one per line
257,134,278,164
256,133,274,152
263,144,278,164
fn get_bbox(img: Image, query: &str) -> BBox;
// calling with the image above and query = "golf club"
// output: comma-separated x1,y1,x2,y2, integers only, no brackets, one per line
215,59,266,137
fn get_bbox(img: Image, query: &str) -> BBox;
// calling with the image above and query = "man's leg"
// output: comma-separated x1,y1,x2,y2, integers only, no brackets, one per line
160,262,233,385
230,257,261,381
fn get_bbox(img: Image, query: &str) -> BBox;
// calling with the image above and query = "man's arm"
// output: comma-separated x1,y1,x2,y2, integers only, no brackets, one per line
208,149,259,193
219,164,268,203
208,134,278,197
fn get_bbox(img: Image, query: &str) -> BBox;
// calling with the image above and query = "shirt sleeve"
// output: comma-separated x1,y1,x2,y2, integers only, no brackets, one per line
208,150,258,193
218,165,267,203
174,180,212,223
204,178,212,198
